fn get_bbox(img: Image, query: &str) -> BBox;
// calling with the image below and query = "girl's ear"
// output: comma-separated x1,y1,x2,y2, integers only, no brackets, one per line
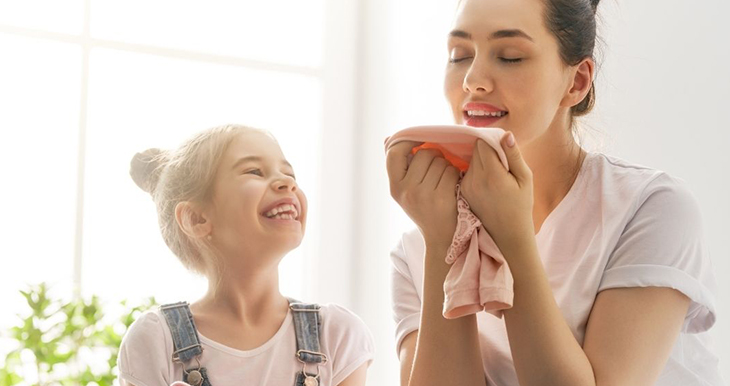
561,57,595,108
175,201,212,240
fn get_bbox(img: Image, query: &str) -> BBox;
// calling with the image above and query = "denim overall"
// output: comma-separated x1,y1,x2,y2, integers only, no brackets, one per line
160,299,326,386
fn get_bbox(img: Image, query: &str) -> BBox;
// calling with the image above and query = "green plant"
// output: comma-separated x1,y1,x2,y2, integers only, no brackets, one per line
0,283,157,386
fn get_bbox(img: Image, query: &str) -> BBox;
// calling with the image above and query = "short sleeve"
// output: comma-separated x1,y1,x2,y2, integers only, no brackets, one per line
322,304,376,385
117,310,173,386
598,174,718,333
390,233,422,354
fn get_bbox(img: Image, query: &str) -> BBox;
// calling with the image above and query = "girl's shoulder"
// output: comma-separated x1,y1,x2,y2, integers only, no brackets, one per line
316,303,376,383
117,308,175,384
318,303,374,340
121,308,171,350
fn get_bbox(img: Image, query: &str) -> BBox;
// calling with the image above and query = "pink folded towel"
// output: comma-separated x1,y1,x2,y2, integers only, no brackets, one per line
385,125,514,319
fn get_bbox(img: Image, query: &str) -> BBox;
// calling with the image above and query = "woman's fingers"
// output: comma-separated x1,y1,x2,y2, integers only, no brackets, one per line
437,165,461,193
421,156,450,189
385,141,423,183
403,148,443,185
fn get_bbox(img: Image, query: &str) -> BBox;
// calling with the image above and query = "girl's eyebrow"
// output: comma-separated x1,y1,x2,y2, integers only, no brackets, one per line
449,29,534,42
231,156,292,170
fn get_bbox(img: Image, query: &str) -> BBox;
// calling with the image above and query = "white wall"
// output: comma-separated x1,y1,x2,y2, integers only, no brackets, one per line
354,0,730,384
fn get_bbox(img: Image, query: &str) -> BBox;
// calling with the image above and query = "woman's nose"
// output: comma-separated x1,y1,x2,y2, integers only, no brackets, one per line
463,60,494,94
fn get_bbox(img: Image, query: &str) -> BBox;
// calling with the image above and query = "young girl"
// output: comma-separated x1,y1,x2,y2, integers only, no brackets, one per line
386,0,722,385
119,124,374,386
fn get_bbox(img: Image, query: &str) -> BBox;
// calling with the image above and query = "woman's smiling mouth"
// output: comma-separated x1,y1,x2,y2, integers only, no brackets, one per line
463,102,509,127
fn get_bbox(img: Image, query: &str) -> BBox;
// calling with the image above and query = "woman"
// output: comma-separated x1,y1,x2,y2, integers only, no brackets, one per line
386,0,722,385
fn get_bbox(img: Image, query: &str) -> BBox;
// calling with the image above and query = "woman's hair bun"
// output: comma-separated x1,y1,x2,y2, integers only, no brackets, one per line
130,148,165,194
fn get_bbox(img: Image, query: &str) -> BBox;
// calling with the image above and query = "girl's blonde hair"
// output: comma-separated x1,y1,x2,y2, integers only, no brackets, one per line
129,124,257,275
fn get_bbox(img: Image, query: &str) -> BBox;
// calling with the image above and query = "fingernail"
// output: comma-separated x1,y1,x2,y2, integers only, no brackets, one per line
506,133,516,147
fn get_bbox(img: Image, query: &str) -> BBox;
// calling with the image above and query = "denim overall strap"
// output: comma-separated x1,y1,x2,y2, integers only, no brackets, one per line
159,302,212,386
288,299,325,386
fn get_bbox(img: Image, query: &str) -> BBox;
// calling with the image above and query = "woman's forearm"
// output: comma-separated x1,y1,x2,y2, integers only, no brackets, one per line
408,242,487,386
501,240,596,386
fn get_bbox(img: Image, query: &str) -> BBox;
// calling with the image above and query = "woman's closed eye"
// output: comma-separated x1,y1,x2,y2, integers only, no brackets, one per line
448,46,473,64
449,56,473,64
499,57,523,64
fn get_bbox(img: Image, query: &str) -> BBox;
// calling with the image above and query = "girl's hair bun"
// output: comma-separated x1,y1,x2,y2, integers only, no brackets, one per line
130,148,165,194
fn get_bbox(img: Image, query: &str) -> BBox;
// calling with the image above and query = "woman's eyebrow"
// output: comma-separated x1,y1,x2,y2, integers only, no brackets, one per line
448,29,534,42
449,29,472,39
490,29,534,42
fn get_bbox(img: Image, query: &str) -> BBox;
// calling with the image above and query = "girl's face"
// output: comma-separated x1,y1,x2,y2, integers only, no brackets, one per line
208,130,307,260
444,0,575,145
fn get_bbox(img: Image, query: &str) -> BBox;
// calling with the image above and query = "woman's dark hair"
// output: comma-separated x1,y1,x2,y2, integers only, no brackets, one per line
544,0,601,116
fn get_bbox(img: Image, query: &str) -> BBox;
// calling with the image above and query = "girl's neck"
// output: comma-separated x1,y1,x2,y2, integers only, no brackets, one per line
194,259,289,324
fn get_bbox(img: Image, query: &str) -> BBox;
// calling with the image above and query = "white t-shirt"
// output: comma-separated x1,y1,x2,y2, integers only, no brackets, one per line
390,152,723,386
118,303,375,386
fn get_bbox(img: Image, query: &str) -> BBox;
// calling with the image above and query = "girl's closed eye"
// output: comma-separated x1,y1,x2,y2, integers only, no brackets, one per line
244,168,264,176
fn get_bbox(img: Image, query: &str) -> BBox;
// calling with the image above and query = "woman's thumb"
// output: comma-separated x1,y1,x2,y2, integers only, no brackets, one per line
502,132,531,184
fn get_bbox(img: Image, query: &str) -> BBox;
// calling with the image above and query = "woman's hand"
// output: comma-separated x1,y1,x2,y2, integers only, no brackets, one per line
460,132,534,252
386,141,461,249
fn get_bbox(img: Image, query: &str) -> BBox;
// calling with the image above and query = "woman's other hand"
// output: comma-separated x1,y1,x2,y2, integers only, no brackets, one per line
386,141,461,250
461,133,534,253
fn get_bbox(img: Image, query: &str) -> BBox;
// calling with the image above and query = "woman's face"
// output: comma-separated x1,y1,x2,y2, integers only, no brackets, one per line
208,130,307,261
444,0,574,145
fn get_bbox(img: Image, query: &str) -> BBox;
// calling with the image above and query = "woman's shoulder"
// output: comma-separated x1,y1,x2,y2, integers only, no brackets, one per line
585,152,696,208
587,152,666,186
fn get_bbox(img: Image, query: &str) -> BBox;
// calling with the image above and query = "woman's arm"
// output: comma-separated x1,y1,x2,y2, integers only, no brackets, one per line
462,135,691,386
402,241,487,386
501,240,689,386
386,142,487,386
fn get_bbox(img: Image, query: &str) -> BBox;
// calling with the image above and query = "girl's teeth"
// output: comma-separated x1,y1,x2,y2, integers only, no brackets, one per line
265,203,298,219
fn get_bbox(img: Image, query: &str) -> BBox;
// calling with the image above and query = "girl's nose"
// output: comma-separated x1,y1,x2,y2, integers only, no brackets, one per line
272,175,297,192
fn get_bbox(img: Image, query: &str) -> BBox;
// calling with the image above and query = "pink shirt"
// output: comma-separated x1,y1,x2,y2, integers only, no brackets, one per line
118,304,375,386
390,152,722,386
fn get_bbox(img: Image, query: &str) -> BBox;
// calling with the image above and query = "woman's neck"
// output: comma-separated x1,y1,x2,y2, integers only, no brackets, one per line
521,120,586,233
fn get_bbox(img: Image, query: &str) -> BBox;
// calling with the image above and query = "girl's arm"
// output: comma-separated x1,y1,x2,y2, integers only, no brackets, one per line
337,362,368,386
386,141,487,386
